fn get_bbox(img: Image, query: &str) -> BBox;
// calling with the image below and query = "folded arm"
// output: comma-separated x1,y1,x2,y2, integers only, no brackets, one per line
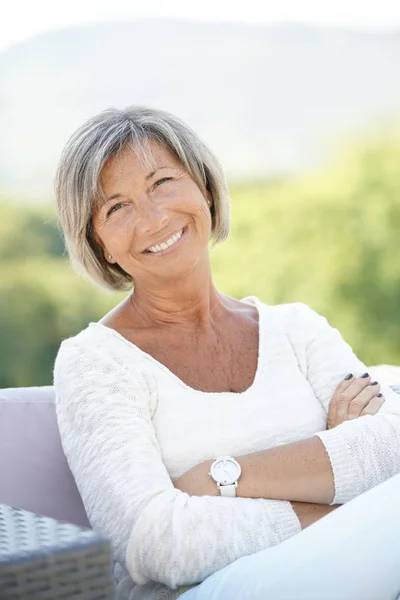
175,435,335,504
54,333,301,590
176,304,400,506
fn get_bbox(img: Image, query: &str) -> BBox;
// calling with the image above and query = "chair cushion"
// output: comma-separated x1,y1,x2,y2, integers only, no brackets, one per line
0,387,90,528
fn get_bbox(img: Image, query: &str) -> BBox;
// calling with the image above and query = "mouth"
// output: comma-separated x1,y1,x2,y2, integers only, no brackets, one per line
144,226,188,256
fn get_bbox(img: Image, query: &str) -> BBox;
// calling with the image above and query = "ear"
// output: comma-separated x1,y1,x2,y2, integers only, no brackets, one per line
103,247,117,264
104,248,117,265
91,229,115,264
205,188,212,207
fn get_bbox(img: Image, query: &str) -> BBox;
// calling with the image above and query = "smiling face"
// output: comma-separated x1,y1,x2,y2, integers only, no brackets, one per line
92,139,212,286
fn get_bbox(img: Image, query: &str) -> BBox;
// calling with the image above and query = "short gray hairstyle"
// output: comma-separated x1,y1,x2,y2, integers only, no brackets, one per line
55,105,231,291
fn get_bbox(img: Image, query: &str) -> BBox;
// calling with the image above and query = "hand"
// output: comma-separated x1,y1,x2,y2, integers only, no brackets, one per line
327,372,385,430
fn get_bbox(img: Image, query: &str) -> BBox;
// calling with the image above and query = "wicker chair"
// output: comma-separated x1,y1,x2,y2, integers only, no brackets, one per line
0,386,116,598
0,503,115,599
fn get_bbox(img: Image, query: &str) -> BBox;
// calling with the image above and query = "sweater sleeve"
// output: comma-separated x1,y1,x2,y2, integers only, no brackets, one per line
288,303,400,505
53,334,300,590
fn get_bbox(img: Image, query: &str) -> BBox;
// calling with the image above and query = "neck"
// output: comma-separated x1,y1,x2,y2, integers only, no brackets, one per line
130,255,228,331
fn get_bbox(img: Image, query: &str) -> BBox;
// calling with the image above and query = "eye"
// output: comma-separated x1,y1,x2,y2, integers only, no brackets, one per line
106,202,123,217
154,177,173,188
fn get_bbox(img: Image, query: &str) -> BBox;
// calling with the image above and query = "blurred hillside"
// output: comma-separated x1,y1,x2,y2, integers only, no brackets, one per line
1,130,399,387
1,20,400,198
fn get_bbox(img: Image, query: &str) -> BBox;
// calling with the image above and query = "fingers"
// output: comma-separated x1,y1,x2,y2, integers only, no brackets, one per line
332,373,371,423
361,393,385,416
347,379,381,419
334,373,357,395
330,375,357,423
342,372,371,399
328,372,384,429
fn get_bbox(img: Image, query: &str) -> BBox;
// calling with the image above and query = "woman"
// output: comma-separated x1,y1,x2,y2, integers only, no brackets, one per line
54,106,400,600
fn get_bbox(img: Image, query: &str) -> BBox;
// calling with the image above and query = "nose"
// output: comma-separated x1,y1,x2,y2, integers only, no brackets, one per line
135,198,169,237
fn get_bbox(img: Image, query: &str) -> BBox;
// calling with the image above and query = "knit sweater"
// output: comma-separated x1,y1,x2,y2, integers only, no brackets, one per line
53,298,400,600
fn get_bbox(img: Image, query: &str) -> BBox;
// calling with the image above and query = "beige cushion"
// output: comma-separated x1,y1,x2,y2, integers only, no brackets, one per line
0,386,90,528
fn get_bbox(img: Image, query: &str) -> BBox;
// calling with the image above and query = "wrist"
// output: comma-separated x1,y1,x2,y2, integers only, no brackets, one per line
174,460,218,496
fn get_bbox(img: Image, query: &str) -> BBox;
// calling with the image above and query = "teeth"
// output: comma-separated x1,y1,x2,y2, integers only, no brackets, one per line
148,229,183,253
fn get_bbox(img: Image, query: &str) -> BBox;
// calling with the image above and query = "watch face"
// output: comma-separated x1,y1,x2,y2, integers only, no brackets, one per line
211,457,241,485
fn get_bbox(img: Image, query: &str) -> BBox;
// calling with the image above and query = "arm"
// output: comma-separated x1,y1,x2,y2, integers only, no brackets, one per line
176,304,400,506
289,501,339,528
297,303,400,504
175,437,335,504
54,334,301,590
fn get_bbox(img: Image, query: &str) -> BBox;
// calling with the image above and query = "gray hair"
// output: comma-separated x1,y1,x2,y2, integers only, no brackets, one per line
55,105,231,291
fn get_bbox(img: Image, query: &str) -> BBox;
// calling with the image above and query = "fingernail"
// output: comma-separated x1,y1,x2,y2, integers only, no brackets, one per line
344,373,353,380
369,381,378,386
361,373,369,378
377,393,383,398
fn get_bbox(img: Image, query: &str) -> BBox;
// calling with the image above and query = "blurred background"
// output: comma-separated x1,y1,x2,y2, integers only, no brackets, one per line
1,0,400,387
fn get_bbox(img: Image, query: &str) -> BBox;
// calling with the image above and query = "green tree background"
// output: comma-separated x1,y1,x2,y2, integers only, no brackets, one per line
1,131,399,388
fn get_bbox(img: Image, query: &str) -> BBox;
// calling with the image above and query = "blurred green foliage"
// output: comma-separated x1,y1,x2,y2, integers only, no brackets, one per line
1,131,399,387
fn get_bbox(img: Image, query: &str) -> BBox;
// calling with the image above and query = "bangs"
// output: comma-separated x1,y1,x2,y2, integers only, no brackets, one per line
90,134,161,214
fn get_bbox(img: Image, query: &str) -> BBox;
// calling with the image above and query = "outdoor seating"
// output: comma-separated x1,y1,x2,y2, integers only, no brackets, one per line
1,384,399,598
0,503,115,599
0,386,89,528
0,386,117,598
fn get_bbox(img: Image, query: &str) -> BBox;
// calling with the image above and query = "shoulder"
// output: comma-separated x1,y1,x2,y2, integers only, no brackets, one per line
256,300,338,356
53,322,150,386
56,321,139,361
54,324,158,416
257,300,325,332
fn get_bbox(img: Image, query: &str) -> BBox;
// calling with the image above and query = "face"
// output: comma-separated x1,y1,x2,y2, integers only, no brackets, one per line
92,140,212,285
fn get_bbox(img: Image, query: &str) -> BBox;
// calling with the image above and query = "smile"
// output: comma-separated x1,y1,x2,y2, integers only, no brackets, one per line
146,228,185,254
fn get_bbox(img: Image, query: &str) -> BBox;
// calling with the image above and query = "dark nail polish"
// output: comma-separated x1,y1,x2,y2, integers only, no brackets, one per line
377,393,383,398
369,381,378,386
344,373,353,380
361,373,369,378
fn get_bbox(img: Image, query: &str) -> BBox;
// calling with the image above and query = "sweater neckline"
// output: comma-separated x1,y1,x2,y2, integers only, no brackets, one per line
89,296,263,397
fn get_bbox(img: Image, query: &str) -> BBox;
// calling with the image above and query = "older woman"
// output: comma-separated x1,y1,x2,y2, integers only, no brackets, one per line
54,106,400,600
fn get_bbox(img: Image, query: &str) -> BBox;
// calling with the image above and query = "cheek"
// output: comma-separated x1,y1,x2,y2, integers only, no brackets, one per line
199,200,212,224
188,190,210,217
106,210,136,241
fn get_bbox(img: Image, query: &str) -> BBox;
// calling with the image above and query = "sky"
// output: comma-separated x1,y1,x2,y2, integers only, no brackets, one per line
1,0,400,55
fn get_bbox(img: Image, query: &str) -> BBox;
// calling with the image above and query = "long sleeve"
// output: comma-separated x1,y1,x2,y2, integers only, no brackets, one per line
287,303,400,505
53,333,300,590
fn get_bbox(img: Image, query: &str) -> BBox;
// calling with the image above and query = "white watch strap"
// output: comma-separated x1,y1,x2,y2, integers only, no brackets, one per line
219,483,237,497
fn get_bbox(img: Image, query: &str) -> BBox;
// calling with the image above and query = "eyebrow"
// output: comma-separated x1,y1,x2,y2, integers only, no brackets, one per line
105,166,172,202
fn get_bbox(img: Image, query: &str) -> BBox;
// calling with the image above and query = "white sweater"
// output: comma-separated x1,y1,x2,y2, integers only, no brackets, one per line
53,298,400,600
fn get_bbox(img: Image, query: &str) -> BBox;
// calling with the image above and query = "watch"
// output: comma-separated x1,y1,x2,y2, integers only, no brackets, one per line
208,456,242,497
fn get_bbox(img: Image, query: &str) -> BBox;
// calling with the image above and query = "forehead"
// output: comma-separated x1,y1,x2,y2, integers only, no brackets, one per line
99,139,182,191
